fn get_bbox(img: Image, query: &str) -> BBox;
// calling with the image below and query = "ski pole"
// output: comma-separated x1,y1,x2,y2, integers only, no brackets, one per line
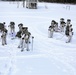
32,36,34,51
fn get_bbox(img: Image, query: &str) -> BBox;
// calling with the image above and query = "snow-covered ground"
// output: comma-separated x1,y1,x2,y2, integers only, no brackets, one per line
0,1,76,75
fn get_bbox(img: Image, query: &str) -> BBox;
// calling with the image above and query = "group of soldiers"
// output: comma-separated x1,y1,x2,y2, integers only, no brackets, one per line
0,18,74,52
0,22,33,52
48,18,73,43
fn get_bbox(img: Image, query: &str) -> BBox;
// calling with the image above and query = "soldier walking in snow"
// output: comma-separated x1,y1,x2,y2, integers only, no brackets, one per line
20,29,31,52
24,31,31,51
48,26,54,38
17,27,27,48
1,29,8,46
65,24,73,43
17,26,31,51
60,18,66,32
48,23,55,38
60,21,66,32
8,22,15,35
19,31,31,52
48,20,55,38
65,19,73,43
8,22,15,39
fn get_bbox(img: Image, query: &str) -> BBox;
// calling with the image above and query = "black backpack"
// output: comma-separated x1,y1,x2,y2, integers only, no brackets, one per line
65,25,69,36
0,23,4,31
16,31,22,38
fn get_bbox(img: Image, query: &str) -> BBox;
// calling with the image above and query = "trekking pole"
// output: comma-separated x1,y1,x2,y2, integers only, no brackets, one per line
32,36,34,51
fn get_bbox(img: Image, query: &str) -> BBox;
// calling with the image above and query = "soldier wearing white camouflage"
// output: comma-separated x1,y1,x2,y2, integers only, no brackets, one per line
17,27,28,48
1,29,7,46
24,31,31,51
17,27,31,51
48,21,54,38
60,21,66,32
8,22,15,34
60,18,66,32
66,24,73,43
20,31,31,52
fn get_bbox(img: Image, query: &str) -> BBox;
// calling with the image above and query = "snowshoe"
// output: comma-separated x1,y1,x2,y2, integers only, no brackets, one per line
5,43,7,45
18,46,20,48
26,49,29,51
66,41,70,43
21,49,24,52
2,44,4,46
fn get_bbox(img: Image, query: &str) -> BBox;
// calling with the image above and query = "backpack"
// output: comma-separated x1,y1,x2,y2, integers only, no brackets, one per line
65,25,69,36
16,31,22,38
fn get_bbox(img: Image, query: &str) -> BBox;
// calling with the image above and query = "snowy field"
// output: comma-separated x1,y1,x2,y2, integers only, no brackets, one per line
0,1,76,75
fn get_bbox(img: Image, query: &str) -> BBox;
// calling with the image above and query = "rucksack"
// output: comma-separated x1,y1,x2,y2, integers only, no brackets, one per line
65,25,69,36
16,31,22,38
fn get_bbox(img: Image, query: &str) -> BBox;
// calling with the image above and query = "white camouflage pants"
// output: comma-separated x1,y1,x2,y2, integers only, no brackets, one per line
60,26,64,32
66,35,72,43
18,38,25,50
48,30,53,38
18,39,29,51
2,37,6,45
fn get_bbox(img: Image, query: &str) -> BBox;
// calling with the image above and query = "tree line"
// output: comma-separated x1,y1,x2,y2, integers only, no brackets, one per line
39,0,76,4
1,0,76,4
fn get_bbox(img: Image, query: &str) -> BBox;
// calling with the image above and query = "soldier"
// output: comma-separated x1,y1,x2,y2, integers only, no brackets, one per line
24,31,31,51
65,19,71,36
60,18,66,32
48,20,55,38
17,27,26,48
8,22,15,34
1,29,8,46
19,31,31,52
60,21,66,32
8,22,15,39
48,26,54,38
20,29,31,51
17,27,29,50
66,25,73,43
